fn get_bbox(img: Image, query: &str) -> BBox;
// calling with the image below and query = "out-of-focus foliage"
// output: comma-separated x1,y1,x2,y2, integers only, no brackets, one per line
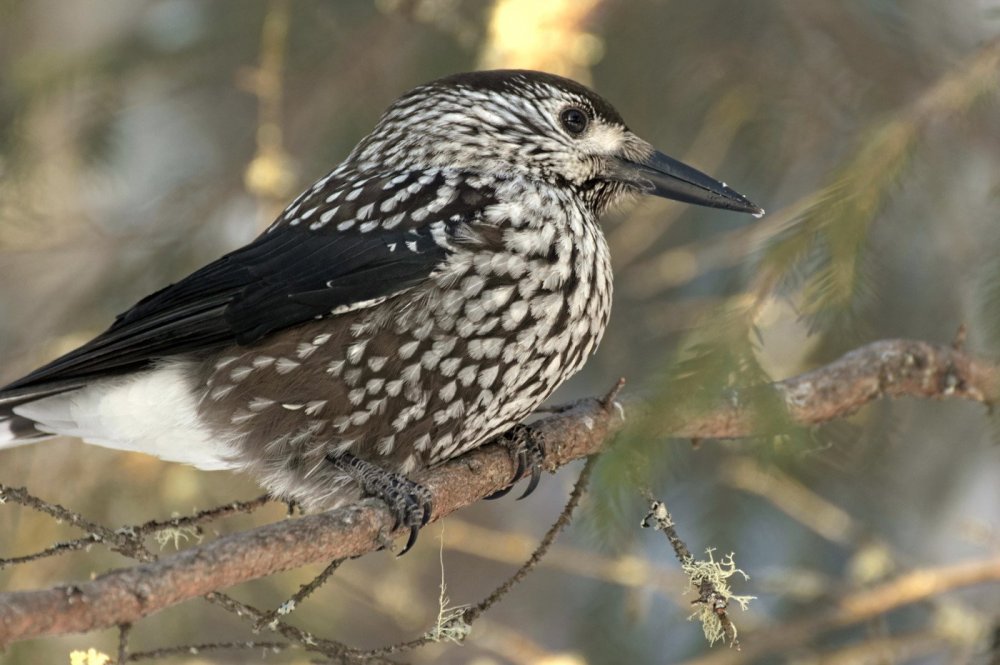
0,1,998,664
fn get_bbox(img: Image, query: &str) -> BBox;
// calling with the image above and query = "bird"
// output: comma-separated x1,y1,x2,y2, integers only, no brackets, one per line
0,70,762,552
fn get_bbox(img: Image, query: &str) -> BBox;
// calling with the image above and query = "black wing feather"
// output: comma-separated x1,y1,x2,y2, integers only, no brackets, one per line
1,172,475,393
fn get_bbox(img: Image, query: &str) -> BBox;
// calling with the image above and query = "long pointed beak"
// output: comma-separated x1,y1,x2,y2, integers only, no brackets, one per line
614,149,764,217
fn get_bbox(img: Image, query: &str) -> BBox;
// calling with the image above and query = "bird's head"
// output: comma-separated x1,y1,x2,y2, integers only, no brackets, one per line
348,70,763,217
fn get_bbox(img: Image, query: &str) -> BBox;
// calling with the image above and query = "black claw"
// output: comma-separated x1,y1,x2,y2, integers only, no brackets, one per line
487,425,547,500
512,447,528,480
516,436,544,500
484,484,515,500
399,525,420,557
517,461,542,500
328,453,432,555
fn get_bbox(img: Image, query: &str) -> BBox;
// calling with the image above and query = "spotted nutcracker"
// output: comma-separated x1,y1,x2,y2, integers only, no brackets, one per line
0,70,763,551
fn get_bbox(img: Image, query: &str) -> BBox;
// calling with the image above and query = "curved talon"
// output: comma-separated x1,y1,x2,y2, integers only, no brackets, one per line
517,461,542,500
512,447,528,480
484,484,515,500
486,424,547,501
398,496,431,555
399,525,421,557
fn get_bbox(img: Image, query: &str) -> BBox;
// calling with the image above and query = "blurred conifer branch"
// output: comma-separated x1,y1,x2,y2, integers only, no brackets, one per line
751,38,1000,333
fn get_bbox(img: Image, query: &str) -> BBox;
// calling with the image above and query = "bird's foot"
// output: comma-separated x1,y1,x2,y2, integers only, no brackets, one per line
327,453,432,555
485,424,546,501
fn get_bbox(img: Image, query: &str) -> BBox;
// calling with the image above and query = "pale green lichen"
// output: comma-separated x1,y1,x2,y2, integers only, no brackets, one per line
682,549,755,646
153,514,203,550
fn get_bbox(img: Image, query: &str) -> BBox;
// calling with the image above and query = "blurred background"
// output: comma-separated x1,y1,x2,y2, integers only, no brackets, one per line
1,1,999,663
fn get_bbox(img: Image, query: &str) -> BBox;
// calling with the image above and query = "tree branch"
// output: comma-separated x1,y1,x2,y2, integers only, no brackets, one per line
0,338,996,646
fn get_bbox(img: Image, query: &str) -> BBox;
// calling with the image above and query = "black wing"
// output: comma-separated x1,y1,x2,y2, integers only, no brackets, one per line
2,170,488,393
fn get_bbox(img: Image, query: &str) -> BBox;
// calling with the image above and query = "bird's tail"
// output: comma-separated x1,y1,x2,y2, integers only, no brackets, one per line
0,380,85,448
0,413,51,447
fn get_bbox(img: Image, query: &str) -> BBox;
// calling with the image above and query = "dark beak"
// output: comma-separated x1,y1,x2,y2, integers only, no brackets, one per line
614,150,764,217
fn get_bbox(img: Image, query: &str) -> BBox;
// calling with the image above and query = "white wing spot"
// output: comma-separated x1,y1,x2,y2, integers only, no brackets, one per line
330,295,389,316
414,433,432,452
319,206,340,223
248,397,275,412
398,340,420,359
401,362,421,384
400,454,418,474
275,358,301,374
214,356,239,371
305,400,327,416
439,381,457,402
478,365,500,388
457,365,478,386
383,212,406,229
344,368,362,386
210,384,235,401
229,366,253,383
440,357,461,376
252,355,276,369
332,438,355,454
346,340,368,364
231,410,255,425
377,435,395,455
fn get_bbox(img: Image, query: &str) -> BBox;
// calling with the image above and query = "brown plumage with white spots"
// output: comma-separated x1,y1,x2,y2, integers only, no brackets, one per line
0,70,762,550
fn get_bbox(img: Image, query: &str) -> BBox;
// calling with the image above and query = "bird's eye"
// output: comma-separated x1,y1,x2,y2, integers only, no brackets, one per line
559,107,589,135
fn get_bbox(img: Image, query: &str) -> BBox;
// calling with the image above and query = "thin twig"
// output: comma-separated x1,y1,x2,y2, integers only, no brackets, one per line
124,640,289,662
252,558,344,632
116,623,130,665
0,485,152,561
0,494,272,570
202,591,369,662
132,495,272,534
0,534,101,570
465,455,598,623
641,491,745,648
640,490,693,563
